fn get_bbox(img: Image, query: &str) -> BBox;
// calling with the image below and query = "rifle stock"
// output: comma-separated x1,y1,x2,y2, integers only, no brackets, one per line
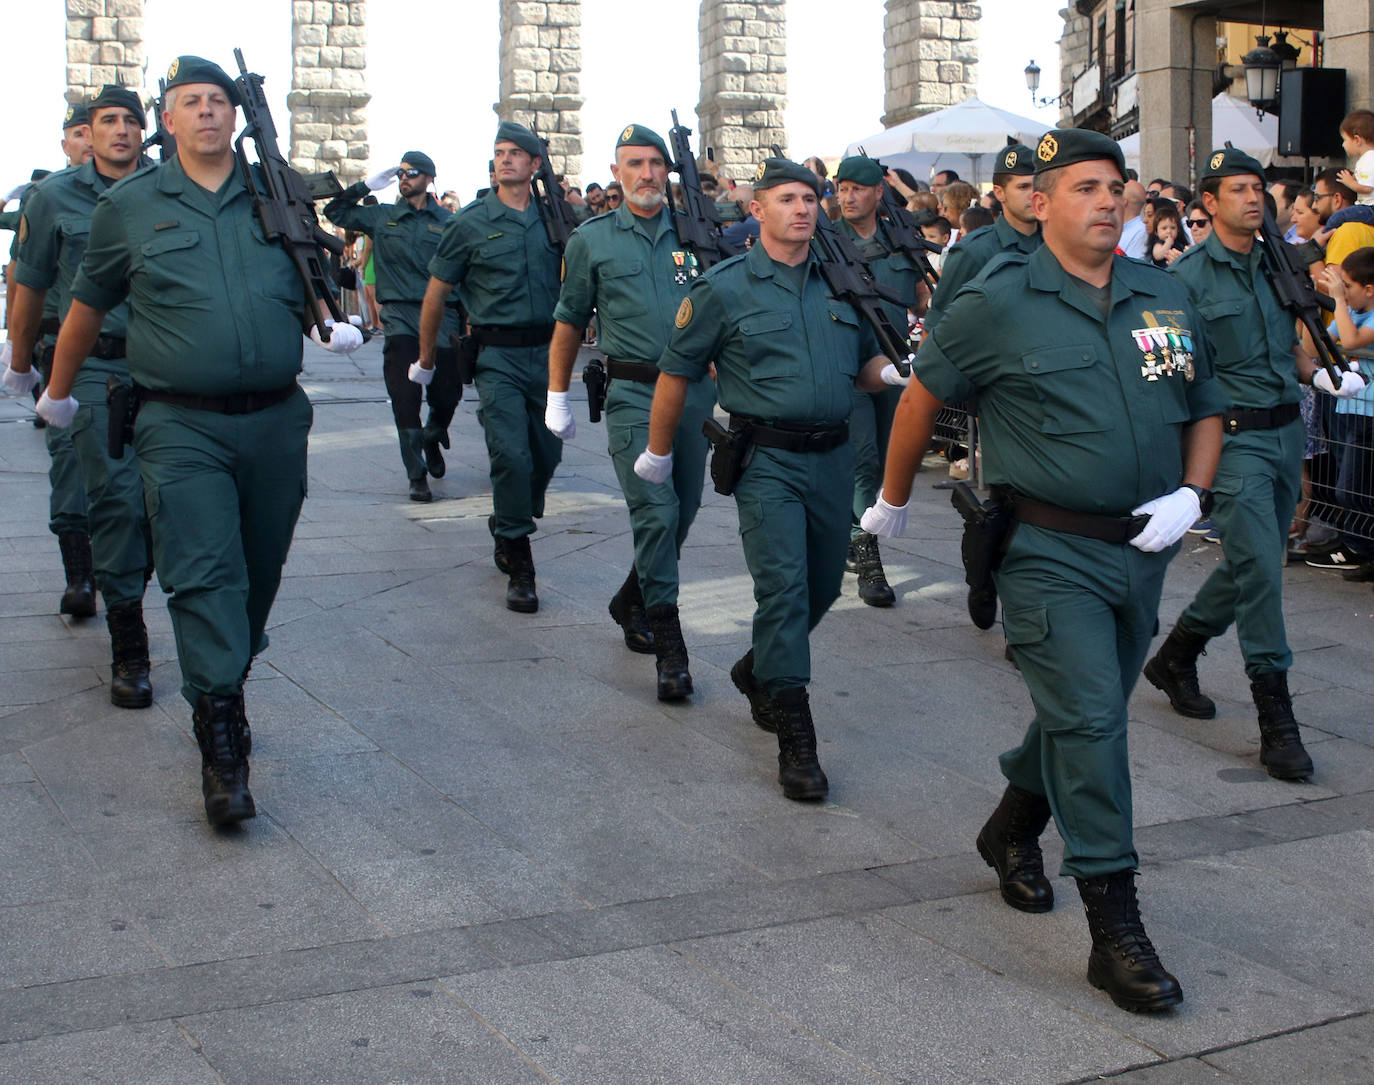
856,147,941,290
530,131,580,252
666,109,740,269
811,214,913,375
140,79,176,163
1257,206,1348,389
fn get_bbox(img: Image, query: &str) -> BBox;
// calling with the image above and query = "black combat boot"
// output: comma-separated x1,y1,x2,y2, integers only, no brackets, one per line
57,531,96,618
729,649,776,732
489,515,512,573
106,601,152,709
399,428,431,502
1076,870,1183,1012
422,424,448,478
773,687,828,801
1251,671,1313,780
975,784,1054,913
967,583,998,630
850,531,895,608
608,567,654,654
646,603,692,701
192,693,255,827
1143,624,1216,719
504,534,538,613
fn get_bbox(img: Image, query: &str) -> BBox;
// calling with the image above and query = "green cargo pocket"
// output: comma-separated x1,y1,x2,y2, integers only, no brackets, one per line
1003,603,1048,647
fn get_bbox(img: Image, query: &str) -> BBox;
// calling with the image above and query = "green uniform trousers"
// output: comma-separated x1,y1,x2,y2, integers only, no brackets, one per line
134,390,312,706
35,346,89,535
68,362,151,608
735,443,853,695
1179,419,1302,678
605,379,714,609
849,384,902,538
996,525,1174,880
474,343,562,539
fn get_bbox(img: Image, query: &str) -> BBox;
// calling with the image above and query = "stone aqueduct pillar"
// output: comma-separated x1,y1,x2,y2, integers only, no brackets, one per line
496,0,585,180
64,0,147,104
697,0,789,178
289,1,371,186
883,0,980,128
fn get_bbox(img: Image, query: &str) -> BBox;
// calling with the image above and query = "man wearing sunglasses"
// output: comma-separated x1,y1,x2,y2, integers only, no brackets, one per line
325,152,462,502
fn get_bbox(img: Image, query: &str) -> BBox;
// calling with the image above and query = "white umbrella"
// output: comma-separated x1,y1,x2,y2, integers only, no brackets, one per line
1118,93,1284,174
846,96,1048,185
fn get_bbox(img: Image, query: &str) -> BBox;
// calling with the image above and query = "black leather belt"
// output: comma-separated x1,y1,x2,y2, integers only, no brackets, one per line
91,335,126,361
1004,491,1148,545
1222,401,1300,435
606,359,660,384
138,381,298,415
37,317,61,337
470,324,554,348
732,415,849,453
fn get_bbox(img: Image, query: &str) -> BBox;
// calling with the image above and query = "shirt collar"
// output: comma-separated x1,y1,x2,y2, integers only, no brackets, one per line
1026,243,1158,320
1202,229,1258,271
995,215,1039,251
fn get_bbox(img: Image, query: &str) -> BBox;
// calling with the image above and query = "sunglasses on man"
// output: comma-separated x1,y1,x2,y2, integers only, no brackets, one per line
1186,218,1209,229
397,168,425,179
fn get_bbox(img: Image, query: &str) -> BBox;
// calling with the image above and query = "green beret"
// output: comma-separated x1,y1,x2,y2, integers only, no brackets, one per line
1200,147,1264,184
995,143,1035,176
400,150,436,177
834,156,884,187
1033,128,1125,178
87,85,145,129
615,123,669,163
495,120,542,158
62,102,89,130
753,157,822,197
163,55,241,107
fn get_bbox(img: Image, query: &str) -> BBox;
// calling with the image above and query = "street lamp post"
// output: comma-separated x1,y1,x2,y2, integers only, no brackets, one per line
1242,35,1281,117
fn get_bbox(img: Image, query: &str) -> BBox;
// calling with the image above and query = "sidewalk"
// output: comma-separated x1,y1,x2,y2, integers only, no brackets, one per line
1,339,1371,1084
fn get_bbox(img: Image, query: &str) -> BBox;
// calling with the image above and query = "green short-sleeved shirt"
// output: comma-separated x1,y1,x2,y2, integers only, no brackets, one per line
322,182,458,338
658,242,881,427
70,155,308,396
553,203,699,363
1169,231,1299,408
916,245,1226,514
12,161,131,335
7,182,61,324
925,215,1042,336
427,191,561,328
836,217,925,335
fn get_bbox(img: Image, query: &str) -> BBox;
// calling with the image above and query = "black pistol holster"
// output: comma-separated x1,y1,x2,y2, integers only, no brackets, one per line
105,377,140,459
702,417,754,496
951,482,1012,591
453,334,480,386
583,357,607,422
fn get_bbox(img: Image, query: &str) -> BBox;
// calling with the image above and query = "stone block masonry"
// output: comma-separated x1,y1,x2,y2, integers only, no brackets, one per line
497,0,585,181
697,0,788,180
882,0,979,127
65,0,146,104
289,0,371,183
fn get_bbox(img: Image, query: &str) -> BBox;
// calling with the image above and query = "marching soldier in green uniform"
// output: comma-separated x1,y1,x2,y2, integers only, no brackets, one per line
2,105,95,618
1142,149,1366,780
324,150,461,502
418,121,563,613
37,57,363,827
923,143,1042,629
866,130,1224,1011
637,158,908,801
5,86,156,709
833,154,927,607
546,124,714,701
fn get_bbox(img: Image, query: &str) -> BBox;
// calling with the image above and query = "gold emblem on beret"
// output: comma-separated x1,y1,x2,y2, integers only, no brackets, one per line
64,106,75,125
1004,150,1017,169
1209,151,1224,170
621,125,635,142
1037,135,1058,163
755,161,767,182
675,297,693,329
167,58,179,80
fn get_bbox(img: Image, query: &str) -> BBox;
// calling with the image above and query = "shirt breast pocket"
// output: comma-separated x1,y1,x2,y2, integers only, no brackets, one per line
1196,297,1250,360
139,231,205,306
59,219,92,268
599,259,646,317
1021,343,1111,435
824,304,862,376
476,236,523,291
739,311,794,380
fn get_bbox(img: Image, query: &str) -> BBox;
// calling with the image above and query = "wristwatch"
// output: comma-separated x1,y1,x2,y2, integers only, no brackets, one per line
1182,483,1213,517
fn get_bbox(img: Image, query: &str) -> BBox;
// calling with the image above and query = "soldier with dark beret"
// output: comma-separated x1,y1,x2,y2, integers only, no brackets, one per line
419,120,563,613
1143,148,1367,780
636,157,908,802
866,129,1225,1012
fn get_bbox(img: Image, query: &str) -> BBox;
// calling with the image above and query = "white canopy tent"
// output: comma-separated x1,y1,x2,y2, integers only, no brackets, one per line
844,96,1049,185
1119,93,1281,173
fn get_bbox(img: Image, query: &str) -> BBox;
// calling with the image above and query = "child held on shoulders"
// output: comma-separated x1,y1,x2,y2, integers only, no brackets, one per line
1338,109,1374,206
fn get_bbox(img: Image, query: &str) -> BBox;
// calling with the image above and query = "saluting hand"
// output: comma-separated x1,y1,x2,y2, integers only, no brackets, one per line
365,167,398,192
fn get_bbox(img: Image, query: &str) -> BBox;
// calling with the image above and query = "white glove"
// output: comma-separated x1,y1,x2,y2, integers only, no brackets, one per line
880,362,911,387
408,360,434,385
860,494,909,537
1129,486,1201,552
1313,359,1366,399
544,389,575,440
365,167,398,191
2,343,40,395
35,390,78,428
309,320,364,354
634,448,673,484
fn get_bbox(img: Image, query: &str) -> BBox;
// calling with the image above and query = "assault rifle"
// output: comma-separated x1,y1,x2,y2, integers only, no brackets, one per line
140,79,176,162
855,148,942,291
1257,206,1350,390
530,129,580,252
232,48,348,343
666,109,740,269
